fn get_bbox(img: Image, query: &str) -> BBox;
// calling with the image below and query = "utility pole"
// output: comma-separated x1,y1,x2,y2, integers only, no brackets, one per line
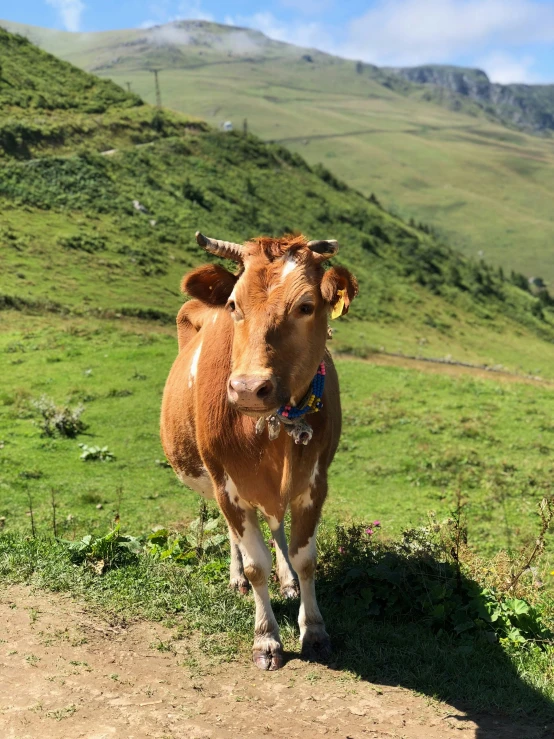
151,69,162,108
125,81,131,92
243,118,248,135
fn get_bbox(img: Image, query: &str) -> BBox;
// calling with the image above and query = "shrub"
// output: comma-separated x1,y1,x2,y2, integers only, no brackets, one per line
316,505,554,650
78,444,115,462
58,233,106,253
62,526,141,571
32,395,86,437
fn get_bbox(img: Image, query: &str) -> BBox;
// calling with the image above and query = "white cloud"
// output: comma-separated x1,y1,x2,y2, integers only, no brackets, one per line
140,0,213,29
477,51,537,84
225,11,333,50
46,0,85,32
341,0,554,67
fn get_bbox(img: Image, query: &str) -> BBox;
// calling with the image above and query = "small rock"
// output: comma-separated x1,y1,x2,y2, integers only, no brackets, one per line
96,503,103,510
349,706,367,716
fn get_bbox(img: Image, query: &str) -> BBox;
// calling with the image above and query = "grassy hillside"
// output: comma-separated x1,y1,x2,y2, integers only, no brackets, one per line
3,19,554,284
3,27,554,374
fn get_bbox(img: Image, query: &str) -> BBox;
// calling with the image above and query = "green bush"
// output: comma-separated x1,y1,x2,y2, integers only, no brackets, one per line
32,395,86,438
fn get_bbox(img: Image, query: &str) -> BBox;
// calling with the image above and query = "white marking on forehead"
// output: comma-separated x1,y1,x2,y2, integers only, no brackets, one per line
188,340,202,388
212,313,218,323
280,255,297,282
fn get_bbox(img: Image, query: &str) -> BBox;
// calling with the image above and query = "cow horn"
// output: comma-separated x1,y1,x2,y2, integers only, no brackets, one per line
196,231,245,262
307,239,339,259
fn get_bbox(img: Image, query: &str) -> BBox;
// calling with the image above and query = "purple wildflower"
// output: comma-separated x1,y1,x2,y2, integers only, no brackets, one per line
373,520,381,527
365,528,374,536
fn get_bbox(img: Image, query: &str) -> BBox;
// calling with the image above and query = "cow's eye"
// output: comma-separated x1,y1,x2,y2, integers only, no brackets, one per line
299,304,314,316
227,300,236,312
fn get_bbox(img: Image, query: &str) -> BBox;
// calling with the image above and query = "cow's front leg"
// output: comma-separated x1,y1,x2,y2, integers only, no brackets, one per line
268,518,299,599
289,484,331,661
236,506,283,670
228,525,250,595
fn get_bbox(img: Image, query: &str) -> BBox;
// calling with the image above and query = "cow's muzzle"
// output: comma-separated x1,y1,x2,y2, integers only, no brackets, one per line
228,374,280,414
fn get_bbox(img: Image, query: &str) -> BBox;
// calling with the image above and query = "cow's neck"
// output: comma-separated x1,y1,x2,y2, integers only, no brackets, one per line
254,361,326,447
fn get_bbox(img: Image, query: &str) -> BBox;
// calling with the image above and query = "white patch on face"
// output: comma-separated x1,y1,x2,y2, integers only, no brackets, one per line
188,340,203,388
280,255,297,282
212,313,218,323
178,467,213,498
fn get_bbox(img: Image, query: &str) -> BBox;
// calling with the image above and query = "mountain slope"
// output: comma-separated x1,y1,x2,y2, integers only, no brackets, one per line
2,19,554,284
386,65,554,135
3,27,554,376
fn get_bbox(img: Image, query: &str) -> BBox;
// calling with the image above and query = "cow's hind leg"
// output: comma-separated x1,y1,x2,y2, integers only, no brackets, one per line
289,484,331,662
239,507,283,670
269,519,299,599
228,525,250,595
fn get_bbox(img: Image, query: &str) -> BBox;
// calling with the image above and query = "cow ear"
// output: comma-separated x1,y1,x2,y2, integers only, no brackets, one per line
320,266,359,318
181,265,238,305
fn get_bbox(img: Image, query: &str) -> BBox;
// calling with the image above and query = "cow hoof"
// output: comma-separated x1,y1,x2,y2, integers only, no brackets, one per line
301,630,332,662
280,581,300,599
252,640,284,671
230,578,250,596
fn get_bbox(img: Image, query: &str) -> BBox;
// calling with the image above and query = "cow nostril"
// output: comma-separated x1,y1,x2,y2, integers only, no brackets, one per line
256,380,273,399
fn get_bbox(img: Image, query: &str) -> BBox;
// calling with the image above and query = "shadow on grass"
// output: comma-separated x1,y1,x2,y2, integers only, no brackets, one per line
272,526,554,739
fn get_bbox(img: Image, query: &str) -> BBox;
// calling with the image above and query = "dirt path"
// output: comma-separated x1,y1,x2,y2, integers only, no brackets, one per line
0,586,548,739
342,351,554,387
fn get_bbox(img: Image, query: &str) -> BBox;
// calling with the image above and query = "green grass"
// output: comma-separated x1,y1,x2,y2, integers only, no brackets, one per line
4,19,554,281
3,311,554,568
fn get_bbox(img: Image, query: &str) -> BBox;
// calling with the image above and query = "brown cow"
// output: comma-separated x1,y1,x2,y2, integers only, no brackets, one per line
160,232,358,670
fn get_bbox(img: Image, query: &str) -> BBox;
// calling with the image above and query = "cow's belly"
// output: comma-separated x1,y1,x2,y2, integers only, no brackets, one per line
177,468,214,499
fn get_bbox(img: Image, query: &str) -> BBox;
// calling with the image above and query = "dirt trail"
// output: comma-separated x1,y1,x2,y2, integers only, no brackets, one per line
343,351,554,388
0,586,548,739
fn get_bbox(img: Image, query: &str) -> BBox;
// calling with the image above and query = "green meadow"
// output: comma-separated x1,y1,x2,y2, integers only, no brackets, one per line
2,311,554,565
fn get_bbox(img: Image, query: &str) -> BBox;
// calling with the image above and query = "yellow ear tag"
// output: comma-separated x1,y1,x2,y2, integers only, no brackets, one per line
331,289,346,320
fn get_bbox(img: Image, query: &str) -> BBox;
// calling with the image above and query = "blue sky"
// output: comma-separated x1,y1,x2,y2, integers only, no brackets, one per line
3,0,554,82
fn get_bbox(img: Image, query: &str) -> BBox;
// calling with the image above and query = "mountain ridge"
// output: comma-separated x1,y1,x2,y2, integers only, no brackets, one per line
2,18,553,136
385,64,554,134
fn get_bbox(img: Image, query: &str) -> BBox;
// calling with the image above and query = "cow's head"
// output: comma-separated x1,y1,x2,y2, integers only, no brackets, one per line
182,232,358,416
